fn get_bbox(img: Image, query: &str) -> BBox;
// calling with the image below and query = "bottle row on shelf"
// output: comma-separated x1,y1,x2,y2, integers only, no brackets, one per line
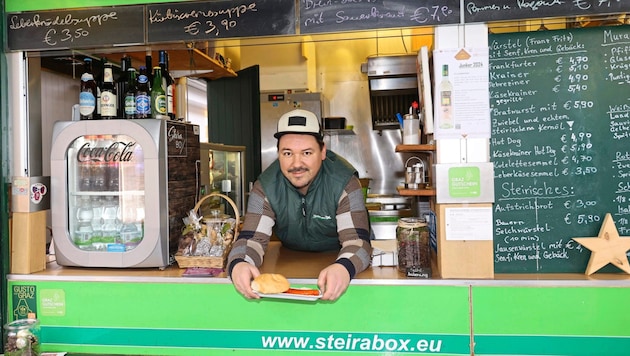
73,195,145,252
77,159,144,193
79,50,177,121
75,134,145,193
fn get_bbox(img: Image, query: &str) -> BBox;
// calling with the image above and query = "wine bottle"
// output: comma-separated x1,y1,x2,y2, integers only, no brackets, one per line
118,56,132,117
95,57,107,120
145,53,153,88
79,58,97,120
166,51,177,120
438,64,453,129
159,50,176,120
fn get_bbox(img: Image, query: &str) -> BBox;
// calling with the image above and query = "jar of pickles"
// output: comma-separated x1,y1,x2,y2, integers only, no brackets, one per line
396,217,431,277
3,318,40,356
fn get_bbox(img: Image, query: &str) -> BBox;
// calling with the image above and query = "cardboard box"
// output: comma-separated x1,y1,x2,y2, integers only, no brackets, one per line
436,203,494,279
371,239,398,267
11,211,47,274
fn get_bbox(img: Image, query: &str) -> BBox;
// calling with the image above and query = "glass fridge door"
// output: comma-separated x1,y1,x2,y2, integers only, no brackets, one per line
200,143,246,217
68,134,145,252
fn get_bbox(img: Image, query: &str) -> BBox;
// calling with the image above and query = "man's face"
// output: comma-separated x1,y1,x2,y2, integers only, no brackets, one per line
278,133,326,195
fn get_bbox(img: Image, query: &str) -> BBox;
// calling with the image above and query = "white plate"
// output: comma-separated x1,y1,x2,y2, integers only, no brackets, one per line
255,288,323,301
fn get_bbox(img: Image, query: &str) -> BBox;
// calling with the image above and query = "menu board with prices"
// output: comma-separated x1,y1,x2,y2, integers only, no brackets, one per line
464,0,630,23
489,25,630,273
299,0,460,34
7,6,144,51
147,0,296,42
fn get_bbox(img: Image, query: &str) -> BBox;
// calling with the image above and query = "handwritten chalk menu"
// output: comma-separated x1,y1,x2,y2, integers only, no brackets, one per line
299,0,460,34
489,25,630,273
147,0,295,43
465,0,630,23
7,6,144,51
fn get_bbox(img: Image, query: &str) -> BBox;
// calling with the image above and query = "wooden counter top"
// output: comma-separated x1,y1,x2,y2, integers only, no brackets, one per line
9,241,630,286
23,241,403,280
259,241,405,279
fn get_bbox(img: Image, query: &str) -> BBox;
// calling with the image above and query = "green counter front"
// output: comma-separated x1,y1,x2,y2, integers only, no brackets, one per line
472,285,630,356
6,242,630,355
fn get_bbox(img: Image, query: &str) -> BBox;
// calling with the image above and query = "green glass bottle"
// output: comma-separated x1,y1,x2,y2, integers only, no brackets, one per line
150,66,167,119
124,67,137,119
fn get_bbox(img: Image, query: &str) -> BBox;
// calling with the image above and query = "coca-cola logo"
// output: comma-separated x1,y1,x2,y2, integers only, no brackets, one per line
77,141,137,163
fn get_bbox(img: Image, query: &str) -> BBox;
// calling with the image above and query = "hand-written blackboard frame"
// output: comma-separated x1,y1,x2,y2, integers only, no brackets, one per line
299,0,460,34
7,0,630,51
489,25,630,273
7,6,145,51
146,0,296,43
464,0,630,23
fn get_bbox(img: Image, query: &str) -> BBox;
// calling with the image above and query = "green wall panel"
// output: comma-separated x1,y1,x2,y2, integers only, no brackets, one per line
8,280,472,355
8,279,630,355
472,286,630,355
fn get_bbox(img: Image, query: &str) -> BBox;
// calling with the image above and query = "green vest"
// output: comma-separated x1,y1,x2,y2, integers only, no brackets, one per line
259,150,357,251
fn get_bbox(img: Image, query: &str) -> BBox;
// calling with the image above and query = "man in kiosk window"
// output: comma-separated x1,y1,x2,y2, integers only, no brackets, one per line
227,109,372,301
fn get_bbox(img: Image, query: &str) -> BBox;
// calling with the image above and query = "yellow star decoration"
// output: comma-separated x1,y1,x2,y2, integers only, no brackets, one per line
573,213,630,275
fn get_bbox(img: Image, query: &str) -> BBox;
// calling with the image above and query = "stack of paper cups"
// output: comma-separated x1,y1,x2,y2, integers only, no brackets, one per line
402,114,420,144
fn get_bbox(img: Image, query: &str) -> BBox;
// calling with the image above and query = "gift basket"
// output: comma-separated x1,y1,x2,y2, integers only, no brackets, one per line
174,193,239,269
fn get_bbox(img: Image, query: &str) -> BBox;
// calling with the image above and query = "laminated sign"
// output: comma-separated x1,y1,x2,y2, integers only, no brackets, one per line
436,163,494,203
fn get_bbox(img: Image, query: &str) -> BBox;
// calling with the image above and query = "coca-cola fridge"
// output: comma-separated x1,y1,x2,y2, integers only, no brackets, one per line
50,119,200,268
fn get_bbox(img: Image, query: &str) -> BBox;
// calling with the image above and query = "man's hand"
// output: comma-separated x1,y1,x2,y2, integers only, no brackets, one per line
317,263,351,301
231,262,261,299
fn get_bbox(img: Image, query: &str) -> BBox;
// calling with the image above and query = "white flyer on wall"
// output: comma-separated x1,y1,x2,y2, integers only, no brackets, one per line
433,47,490,139
444,207,493,241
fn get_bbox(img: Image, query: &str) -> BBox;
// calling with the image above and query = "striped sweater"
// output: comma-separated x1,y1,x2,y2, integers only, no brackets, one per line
227,161,372,279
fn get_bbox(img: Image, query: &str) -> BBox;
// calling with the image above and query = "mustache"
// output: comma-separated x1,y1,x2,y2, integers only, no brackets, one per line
288,167,308,173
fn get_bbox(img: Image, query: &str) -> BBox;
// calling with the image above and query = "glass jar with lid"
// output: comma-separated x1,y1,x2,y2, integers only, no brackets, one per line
4,318,41,356
396,217,431,277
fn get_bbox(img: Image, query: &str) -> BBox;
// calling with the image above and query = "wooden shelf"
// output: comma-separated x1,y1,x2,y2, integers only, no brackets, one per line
396,144,436,196
94,47,238,80
395,144,436,152
131,48,237,80
397,187,436,196
167,48,237,80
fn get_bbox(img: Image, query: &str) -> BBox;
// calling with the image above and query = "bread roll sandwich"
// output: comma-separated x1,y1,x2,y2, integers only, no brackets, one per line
251,273,290,294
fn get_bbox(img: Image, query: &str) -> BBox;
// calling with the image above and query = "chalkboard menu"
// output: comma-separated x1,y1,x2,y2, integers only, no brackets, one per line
147,0,295,43
7,6,144,51
299,0,460,34
465,0,630,23
490,25,630,273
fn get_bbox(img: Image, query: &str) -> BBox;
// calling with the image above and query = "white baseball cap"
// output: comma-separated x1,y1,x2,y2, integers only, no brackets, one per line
274,109,322,140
